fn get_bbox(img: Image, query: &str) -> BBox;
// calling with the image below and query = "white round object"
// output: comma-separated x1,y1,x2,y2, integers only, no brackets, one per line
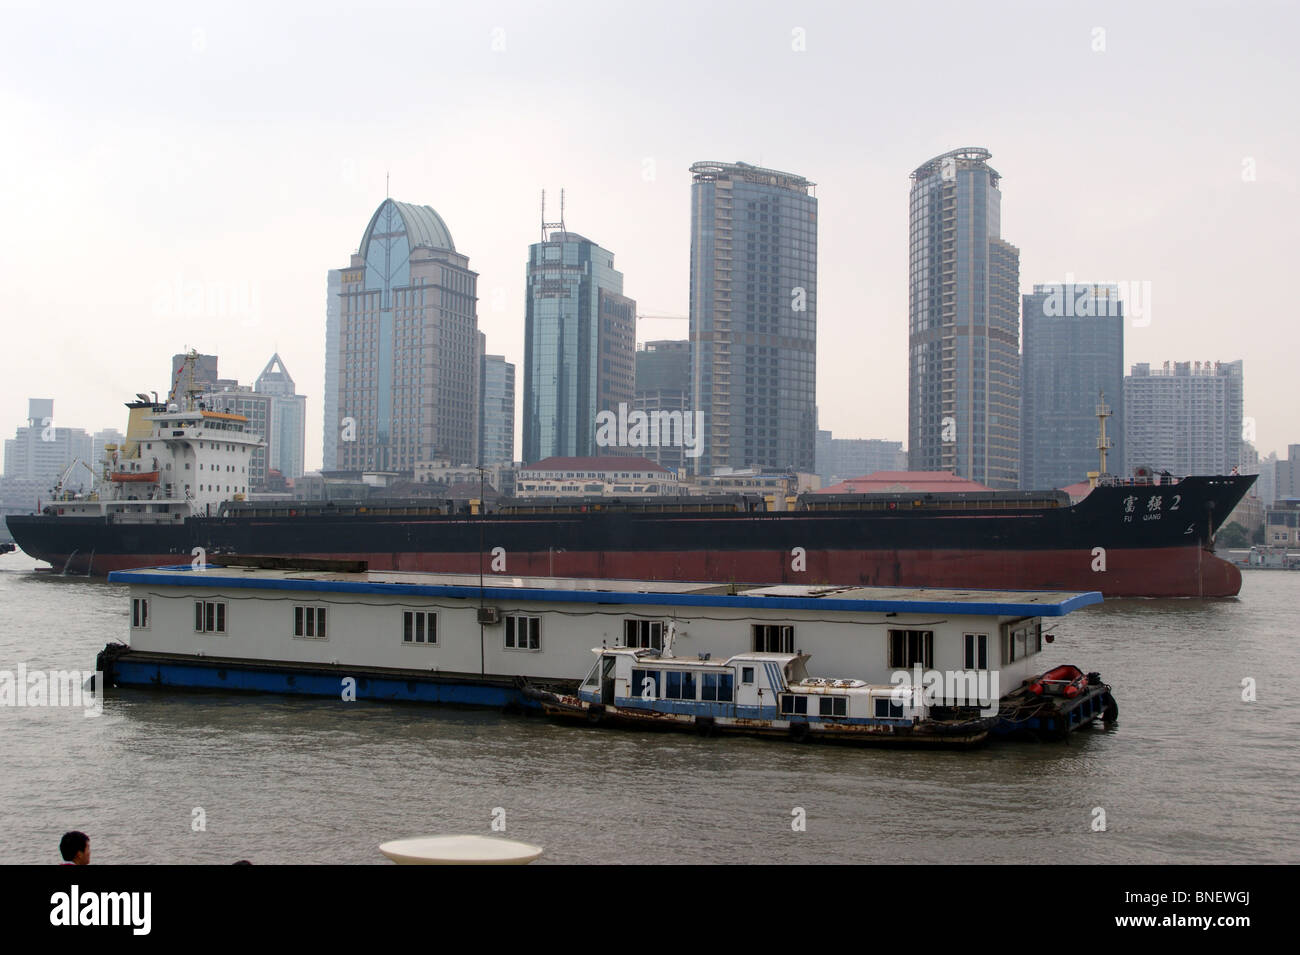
379,834,543,865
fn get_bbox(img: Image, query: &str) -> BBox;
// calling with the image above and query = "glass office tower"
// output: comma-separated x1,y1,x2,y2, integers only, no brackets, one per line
522,229,635,463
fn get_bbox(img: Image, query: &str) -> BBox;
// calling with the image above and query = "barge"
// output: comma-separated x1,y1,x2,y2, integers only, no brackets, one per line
99,561,1114,742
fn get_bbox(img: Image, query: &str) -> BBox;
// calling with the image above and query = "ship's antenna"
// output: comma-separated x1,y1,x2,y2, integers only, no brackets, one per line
1096,390,1113,476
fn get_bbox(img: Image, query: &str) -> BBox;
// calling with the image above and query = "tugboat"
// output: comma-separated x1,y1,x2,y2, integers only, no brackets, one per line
532,648,1118,747
530,646,998,748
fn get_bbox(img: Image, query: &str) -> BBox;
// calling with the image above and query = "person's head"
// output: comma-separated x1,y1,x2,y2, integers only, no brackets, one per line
59,831,90,865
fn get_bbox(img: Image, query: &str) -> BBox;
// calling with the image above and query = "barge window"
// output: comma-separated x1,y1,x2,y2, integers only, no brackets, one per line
294,606,328,639
819,696,847,717
964,633,988,670
780,694,808,715
631,668,659,700
1003,621,1042,662
505,615,540,651
623,619,664,651
887,629,933,669
665,671,697,700
195,601,226,634
131,598,149,629
403,611,438,645
702,672,734,702
752,624,793,653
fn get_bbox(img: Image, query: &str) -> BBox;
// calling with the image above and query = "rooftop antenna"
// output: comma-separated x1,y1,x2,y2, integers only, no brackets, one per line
541,187,566,242
386,171,390,199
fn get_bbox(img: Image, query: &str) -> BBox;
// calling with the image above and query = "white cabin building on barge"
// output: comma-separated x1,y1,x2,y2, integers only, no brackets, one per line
102,565,1101,715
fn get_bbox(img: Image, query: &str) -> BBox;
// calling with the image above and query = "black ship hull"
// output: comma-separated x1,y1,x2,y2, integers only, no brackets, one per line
5,475,1255,597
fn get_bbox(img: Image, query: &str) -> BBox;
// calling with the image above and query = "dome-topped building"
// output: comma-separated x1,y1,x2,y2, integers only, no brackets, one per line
324,198,481,472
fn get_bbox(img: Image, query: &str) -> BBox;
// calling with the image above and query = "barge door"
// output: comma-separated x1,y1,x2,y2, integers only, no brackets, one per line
601,656,617,705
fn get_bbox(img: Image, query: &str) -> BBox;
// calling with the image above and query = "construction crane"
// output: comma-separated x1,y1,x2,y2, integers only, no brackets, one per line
637,313,688,322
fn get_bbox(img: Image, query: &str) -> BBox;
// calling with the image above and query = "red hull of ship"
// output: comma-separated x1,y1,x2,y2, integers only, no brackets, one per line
50,544,1242,598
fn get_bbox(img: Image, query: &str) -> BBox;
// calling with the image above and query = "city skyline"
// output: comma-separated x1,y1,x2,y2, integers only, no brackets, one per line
3,3,1297,468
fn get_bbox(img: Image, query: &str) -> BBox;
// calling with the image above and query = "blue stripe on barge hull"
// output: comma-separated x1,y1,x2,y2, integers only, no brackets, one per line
107,657,532,710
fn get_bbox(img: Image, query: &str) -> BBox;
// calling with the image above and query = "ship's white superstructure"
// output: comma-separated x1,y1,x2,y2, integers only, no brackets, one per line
46,352,264,521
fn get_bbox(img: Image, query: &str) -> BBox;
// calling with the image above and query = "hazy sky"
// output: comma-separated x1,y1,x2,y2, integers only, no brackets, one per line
2,0,1297,471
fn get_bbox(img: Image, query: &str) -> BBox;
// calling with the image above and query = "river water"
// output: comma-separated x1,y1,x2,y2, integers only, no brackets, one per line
1,550,1296,865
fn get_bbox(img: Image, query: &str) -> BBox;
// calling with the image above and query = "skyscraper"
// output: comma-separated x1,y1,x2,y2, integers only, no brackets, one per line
689,161,817,476
522,218,635,463
634,339,691,474
1124,360,1244,476
479,352,516,467
255,353,307,480
908,148,1021,488
326,199,480,472
1021,284,1125,488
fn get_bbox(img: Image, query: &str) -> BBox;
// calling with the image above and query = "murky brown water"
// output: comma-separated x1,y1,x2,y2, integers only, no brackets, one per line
2,551,1296,864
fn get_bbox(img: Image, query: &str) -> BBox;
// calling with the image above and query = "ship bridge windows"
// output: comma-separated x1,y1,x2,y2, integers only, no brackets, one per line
888,629,933,669
752,624,793,653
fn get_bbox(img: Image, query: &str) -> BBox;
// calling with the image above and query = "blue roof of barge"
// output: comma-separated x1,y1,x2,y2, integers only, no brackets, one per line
106,566,1102,616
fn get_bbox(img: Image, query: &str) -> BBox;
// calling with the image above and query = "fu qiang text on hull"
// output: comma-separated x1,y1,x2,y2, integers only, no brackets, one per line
99,561,1114,744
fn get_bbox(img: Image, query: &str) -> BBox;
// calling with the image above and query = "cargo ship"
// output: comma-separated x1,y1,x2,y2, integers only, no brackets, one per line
2,359,1255,598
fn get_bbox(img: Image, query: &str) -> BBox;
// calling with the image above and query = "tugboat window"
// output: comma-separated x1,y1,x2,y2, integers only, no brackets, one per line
780,694,808,715
702,672,734,702
819,697,847,717
631,668,659,699
665,671,697,700
742,667,755,684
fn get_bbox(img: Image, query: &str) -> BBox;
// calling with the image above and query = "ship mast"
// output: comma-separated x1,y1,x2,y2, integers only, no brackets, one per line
1096,390,1113,476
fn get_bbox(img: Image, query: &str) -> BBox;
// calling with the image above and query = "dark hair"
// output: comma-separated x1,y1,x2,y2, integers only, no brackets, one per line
59,831,88,861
